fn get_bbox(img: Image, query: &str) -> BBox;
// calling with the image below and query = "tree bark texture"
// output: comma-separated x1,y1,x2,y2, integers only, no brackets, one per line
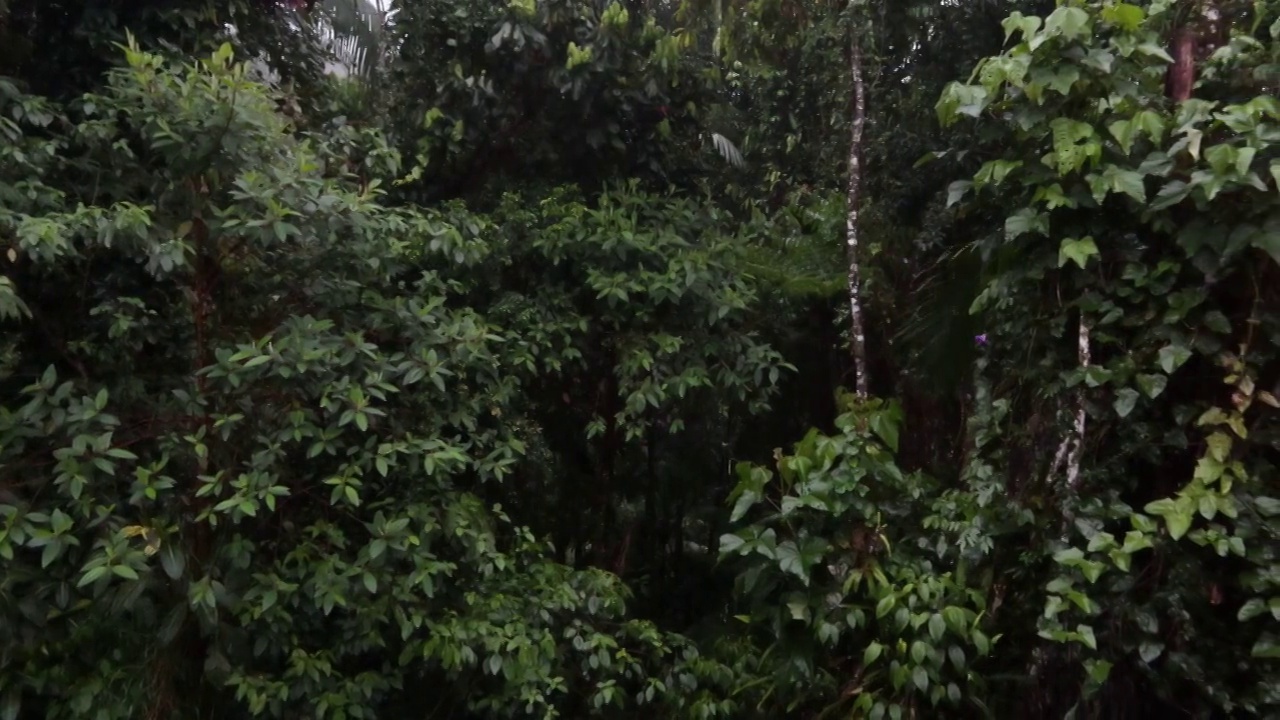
845,33,869,399
1167,25,1197,102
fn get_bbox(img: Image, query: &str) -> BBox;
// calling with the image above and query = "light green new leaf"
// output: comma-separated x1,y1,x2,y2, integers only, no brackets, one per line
1059,237,1099,269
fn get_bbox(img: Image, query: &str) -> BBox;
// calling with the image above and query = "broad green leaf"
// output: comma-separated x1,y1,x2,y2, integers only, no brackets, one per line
1006,208,1047,239
869,411,900,452
1108,119,1136,155
1100,3,1145,31
1109,168,1147,202
1045,7,1090,40
775,541,808,584
1001,12,1042,42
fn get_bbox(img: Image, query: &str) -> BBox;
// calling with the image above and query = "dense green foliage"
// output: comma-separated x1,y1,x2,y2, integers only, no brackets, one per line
1,0,1277,718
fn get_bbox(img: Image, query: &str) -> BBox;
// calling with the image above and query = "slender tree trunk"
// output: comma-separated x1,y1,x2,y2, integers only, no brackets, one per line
845,33,869,399
1052,313,1090,538
1166,1,1224,102
1167,26,1197,102
1065,316,1090,493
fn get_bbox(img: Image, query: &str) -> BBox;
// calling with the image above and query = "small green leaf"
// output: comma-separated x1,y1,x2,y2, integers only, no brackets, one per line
1059,237,1099,269
1238,598,1267,622
1250,636,1280,658
911,640,928,664
77,566,107,588
946,181,973,207
1158,344,1191,374
1100,3,1145,31
1165,504,1192,540
947,682,962,703
928,613,946,642
1077,624,1097,650
863,641,884,666
972,629,991,655
1135,373,1167,399
1137,42,1174,63
942,606,966,633
786,598,810,621
1054,547,1085,564
1139,641,1164,664
1114,388,1139,417
1085,658,1112,685
912,666,929,692
1206,432,1232,462
876,594,896,618
1130,513,1157,533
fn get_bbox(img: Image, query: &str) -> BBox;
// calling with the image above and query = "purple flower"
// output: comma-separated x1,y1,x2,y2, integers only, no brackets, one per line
974,333,988,346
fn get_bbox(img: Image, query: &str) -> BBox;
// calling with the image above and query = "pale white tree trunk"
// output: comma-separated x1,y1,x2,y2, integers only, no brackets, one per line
1051,314,1091,539
1047,315,1091,485
846,33,869,399
1064,316,1090,492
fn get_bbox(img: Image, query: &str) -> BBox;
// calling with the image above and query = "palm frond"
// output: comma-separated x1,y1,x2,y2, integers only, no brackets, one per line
710,132,745,167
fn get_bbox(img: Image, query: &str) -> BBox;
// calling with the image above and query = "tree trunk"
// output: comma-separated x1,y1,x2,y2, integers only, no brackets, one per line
845,33,869,399
1166,0,1225,102
1064,316,1090,493
1166,25,1196,102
